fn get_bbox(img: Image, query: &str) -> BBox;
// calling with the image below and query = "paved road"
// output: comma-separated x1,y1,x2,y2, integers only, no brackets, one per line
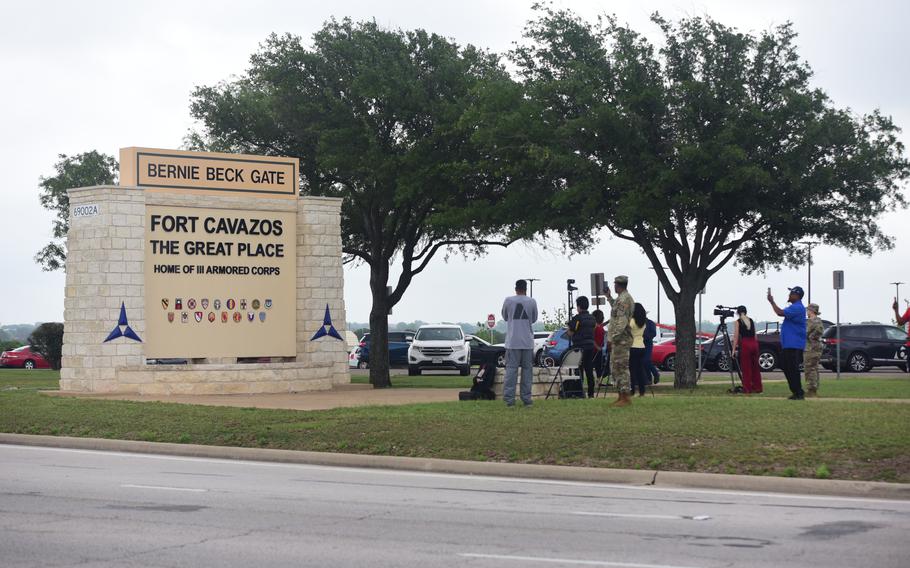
2,444,908,568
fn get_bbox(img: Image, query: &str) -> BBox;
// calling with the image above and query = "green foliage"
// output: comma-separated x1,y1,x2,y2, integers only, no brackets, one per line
491,6,909,385
27,323,64,370
35,151,118,271
540,306,568,331
473,325,505,343
815,464,831,479
0,339,23,353
190,19,535,387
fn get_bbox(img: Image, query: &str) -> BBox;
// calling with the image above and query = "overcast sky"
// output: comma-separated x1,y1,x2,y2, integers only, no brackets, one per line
1,0,908,330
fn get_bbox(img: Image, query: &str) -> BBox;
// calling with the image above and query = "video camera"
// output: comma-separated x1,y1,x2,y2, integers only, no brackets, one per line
713,305,737,319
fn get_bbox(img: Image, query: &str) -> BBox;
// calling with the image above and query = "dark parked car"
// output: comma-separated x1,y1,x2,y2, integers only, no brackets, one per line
751,320,834,372
466,335,505,367
700,336,734,372
358,331,416,367
821,324,908,372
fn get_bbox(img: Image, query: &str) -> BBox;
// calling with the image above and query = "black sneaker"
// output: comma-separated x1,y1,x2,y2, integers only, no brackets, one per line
788,394,805,400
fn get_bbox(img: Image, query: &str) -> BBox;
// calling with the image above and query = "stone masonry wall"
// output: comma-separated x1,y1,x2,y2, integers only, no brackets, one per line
61,185,349,394
296,197,349,386
61,186,145,392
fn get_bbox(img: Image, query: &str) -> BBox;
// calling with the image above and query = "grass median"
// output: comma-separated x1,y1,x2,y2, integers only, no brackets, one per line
1,369,908,482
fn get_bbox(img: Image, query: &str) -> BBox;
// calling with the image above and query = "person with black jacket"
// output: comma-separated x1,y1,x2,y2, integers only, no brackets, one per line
567,296,597,398
642,315,660,385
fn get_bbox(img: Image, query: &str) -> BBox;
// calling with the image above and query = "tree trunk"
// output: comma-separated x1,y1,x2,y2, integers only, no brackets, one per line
672,289,699,388
368,264,392,389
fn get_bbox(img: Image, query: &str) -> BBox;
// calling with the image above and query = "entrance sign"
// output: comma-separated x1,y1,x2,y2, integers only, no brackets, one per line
60,146,348,395
120,147,297,199
144,205,296,358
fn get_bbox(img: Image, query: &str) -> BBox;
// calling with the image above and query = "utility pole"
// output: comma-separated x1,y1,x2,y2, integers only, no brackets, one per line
698,287,705,371
798,241,819,303
525,278,540,298
648,266,668,324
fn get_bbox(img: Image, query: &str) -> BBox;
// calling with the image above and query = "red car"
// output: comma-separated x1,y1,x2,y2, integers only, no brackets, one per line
651,337,710,371
651,338,681,371
0,345,51,369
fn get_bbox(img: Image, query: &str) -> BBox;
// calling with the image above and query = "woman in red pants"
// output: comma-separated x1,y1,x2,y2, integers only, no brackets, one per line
732,305,762,393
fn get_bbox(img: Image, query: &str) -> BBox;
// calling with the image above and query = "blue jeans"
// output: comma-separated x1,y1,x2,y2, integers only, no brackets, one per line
504,349,534,406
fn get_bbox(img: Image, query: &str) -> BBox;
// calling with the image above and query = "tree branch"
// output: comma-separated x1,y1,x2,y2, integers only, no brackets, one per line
343,246,373,264
412,238,517,277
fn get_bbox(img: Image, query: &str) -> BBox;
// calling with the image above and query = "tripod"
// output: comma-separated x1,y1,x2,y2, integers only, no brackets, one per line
567,279,578,320
696,316,743,392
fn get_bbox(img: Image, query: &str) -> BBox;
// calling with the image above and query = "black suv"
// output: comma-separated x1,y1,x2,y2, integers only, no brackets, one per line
820,324,908,372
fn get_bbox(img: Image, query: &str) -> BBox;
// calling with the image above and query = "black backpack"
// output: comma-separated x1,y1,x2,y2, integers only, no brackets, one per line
559,378,585,399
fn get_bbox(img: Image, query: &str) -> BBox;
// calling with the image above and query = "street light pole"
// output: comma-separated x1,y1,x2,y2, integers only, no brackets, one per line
648,266,668,324
525,278,540,298
798,241,819,303
891,281,905,304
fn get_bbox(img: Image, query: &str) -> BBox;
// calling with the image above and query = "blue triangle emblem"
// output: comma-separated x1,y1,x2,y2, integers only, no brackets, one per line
104,302,142,343
310,304,343,341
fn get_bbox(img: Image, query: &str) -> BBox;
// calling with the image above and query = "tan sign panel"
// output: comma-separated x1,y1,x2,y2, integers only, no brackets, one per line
144,204,297,358
121,147,298,199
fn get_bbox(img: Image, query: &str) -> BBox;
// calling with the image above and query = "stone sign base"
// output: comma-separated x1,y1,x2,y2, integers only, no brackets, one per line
77,361,337,396
492,367,557,399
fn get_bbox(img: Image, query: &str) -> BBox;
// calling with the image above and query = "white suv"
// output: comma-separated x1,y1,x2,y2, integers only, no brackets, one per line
408,324,470,376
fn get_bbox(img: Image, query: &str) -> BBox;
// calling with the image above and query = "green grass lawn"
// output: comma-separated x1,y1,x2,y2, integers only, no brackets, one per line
0,369,59,390
1,369,908,482
351,371,910,399
660,377,910,399
350,373,473,389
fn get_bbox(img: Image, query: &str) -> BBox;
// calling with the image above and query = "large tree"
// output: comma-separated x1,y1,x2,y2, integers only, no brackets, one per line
28,322,64,370
190,20,535,387
35,151,118,271
498,8,908,386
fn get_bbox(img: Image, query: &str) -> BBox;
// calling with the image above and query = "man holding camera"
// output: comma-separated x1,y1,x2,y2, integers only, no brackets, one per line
892,298,910,373
567,296,597,398
768,285,807,400
605,275,634,406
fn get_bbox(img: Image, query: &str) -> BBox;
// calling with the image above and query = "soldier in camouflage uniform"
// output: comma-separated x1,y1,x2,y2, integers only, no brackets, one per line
605,275,634,406
804,303,824,396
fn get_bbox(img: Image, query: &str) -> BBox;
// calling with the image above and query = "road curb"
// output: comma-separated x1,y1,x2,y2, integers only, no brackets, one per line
1,432,907,500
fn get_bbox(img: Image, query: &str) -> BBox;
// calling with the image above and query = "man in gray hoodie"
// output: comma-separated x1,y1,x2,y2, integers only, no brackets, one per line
501,279,539,406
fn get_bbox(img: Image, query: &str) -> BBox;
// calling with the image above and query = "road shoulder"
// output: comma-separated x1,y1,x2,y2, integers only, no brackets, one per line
2,432,907,501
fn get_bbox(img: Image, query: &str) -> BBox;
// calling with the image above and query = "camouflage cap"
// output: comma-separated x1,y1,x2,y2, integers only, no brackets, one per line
807,302,820,315
614,275,629,285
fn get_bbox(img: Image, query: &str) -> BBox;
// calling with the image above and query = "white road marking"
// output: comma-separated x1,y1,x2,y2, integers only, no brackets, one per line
573,511,711,521
121,484,207,492
459,552,702,568
5,444,908,506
